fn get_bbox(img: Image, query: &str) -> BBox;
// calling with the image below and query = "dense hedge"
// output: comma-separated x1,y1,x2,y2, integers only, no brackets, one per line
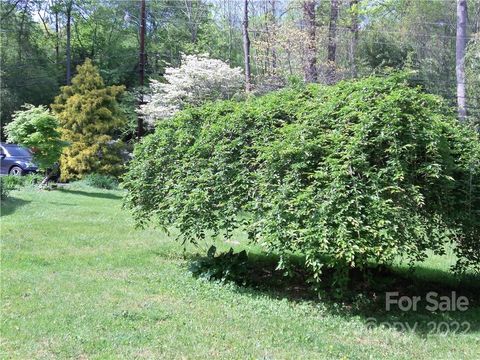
123,72,480,276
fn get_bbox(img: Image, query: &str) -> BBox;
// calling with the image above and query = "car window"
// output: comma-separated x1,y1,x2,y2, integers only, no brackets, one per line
5,146,31,157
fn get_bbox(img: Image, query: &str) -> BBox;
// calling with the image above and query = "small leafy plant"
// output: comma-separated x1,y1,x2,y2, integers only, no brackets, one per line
0,174,44,191
0,178,10,200
189,246,249,284
0,175,25,191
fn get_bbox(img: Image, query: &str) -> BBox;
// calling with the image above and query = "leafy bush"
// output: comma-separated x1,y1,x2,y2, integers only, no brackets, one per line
0,174,44,191
0,178,10,200
84,173,118,190
123,72,480,279
4,104,66,186
1,175,25,191
24,174,45,187
189,246,249,284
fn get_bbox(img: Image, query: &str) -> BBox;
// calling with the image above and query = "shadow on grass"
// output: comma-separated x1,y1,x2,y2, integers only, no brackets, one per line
58,188,122,200
188,251,480,336
0,196,31,217
45,201,78,206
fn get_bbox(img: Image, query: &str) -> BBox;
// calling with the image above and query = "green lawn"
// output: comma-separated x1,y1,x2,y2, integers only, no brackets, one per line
1,185,479,359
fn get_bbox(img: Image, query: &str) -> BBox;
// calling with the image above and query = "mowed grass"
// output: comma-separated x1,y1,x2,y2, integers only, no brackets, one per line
1,185,479,359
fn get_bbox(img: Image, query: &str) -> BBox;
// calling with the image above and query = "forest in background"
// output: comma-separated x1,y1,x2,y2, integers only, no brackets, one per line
1,0,480,138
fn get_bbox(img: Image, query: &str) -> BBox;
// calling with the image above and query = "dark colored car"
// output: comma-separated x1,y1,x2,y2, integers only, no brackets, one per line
0,143,38,176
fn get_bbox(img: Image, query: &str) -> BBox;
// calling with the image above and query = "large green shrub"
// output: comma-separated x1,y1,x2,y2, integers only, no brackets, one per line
123,72,480,277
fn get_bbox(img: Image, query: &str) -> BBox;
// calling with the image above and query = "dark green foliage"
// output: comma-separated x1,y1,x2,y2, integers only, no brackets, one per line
0,176,25,191
1,176,25,192
0,174,45,191
84,173,118,190
0,174,44,199
123,72,480,279
189,246,248,284
0,178,10,200
359,33,414,70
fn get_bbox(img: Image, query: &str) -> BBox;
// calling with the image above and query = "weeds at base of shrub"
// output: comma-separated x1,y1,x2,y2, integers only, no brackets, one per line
189,246,249,284
188,249,480,314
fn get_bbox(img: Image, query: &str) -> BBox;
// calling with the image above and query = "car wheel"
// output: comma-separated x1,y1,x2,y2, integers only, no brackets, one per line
9,166,24,176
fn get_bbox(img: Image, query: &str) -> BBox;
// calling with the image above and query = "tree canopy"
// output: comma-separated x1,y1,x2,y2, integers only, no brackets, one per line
4,104,65,171
1,0,480,132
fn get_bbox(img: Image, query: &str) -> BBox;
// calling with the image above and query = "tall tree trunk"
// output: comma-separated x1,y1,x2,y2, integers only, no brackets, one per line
137,0,146,139
242,0,251,92
474,4,480,34
55,9,59,66
224,0,234,65
271,0,277,71
456,0,468,121
264,0,270,75
66,0,73,85
184,0,199,43
18,1,29,61
349,0,359,78
303,0,317,83
326,0,339,84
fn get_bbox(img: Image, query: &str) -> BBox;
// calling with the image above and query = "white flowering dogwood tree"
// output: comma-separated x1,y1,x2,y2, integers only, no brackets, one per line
140,54,243,125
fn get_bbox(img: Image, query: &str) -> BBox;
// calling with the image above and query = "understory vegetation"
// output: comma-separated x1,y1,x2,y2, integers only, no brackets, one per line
123,72,480,284
0,174,44,198
83,173,119,190
0,177,10,200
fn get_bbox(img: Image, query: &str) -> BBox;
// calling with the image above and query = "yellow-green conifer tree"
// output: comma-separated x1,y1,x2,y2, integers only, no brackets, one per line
52,59,126,181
